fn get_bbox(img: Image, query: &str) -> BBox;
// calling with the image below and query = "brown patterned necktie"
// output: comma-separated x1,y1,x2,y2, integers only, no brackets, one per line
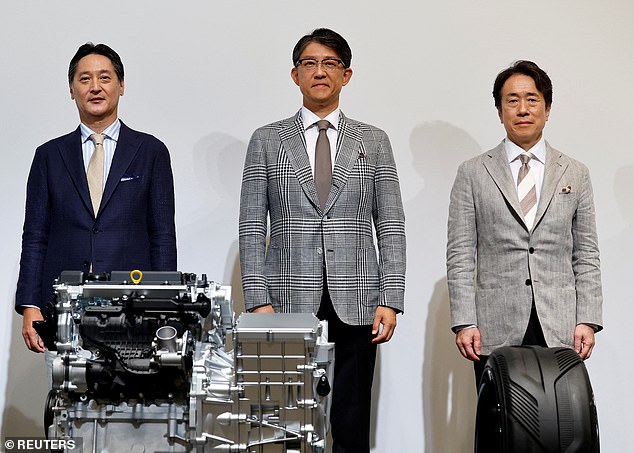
87,133,105,215
517,153,537,229
314,120,332,209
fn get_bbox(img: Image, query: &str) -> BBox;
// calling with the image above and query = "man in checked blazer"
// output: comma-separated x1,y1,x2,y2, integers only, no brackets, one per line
16,43,176,353
239,28,406,452
446,60,603,384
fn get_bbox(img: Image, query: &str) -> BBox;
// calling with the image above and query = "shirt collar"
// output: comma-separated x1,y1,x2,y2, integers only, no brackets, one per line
504,137,547,164
300,107,340,132
80,119,121,144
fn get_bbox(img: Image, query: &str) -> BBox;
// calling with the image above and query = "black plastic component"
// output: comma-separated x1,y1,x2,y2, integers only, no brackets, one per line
316,374,331,397
32,302,58,351
57,270,85,284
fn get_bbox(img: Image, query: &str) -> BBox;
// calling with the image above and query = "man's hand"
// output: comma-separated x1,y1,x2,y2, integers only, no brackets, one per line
252,304,275,314
455,326,481,361
574,323,595,360
371,306,397,344
22,307,45,353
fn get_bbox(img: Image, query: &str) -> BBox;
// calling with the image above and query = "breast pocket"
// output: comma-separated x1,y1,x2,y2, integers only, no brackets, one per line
120,174,141,183
554,183,577,203
111,174,146,211
544,190,578,234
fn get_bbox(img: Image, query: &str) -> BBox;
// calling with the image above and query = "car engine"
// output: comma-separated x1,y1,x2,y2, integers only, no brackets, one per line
36,271,334,452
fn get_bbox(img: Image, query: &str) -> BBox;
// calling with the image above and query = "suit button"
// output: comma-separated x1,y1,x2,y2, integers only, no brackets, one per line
529,247,535,254
525,279,532,286
92,227,99,234
316,247,323,255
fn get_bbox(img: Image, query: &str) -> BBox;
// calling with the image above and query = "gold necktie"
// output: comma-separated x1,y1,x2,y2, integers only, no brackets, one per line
87,133,105,215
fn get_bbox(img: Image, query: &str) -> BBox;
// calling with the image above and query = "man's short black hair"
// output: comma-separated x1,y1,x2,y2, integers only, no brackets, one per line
493,60,553,109
292,28,352,68
68,42,124,84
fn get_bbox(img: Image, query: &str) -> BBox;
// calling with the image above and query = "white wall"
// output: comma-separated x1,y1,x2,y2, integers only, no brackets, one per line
1,1,632,451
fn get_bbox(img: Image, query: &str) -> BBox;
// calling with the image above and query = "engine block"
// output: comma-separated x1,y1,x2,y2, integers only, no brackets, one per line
39,271,334,452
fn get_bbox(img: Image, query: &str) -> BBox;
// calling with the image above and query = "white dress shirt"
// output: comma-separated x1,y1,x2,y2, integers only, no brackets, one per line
301,106,339,174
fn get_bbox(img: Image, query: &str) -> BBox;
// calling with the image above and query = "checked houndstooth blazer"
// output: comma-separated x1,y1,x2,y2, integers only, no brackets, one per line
239,111,406,326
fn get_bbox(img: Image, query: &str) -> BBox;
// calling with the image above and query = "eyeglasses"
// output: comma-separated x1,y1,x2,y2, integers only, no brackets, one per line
295,58,345,72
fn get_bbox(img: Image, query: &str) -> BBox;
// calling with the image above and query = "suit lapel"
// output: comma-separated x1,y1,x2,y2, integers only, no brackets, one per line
57,127,94,216
482,143,524,221
99,122,140,216
534,144,568,228
279,112,321,209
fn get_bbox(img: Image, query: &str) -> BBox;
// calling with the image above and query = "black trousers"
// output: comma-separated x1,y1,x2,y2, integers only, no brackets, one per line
316,286,377,453
473,302,547,387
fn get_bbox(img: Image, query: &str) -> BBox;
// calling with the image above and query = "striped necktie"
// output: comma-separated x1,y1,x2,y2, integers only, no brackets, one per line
517,153,537,229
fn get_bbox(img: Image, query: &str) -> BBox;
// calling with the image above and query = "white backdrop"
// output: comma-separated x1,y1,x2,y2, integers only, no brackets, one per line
1,1,633,451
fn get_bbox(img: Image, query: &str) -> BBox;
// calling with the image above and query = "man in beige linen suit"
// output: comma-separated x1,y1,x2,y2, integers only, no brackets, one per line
446,60,603,384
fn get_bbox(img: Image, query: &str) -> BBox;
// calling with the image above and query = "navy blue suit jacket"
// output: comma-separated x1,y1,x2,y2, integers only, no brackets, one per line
15,121,177,312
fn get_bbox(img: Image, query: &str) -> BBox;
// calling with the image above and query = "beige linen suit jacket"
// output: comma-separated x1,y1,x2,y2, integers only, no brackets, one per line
446,142,602,355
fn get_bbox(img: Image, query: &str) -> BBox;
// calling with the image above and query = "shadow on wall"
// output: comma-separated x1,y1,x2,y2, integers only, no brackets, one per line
614,166,634,227
595,165,634,450
599,165,634,338
2,312,48,438
407,121,483,452
423,278,477,453
176,132,247,314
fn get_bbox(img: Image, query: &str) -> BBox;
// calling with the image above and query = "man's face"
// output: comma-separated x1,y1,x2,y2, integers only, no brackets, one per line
291,42,352,116
498,73,551,150
69,54,124,128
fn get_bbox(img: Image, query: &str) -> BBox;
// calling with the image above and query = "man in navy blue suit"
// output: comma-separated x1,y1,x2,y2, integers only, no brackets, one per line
16,43,177,352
